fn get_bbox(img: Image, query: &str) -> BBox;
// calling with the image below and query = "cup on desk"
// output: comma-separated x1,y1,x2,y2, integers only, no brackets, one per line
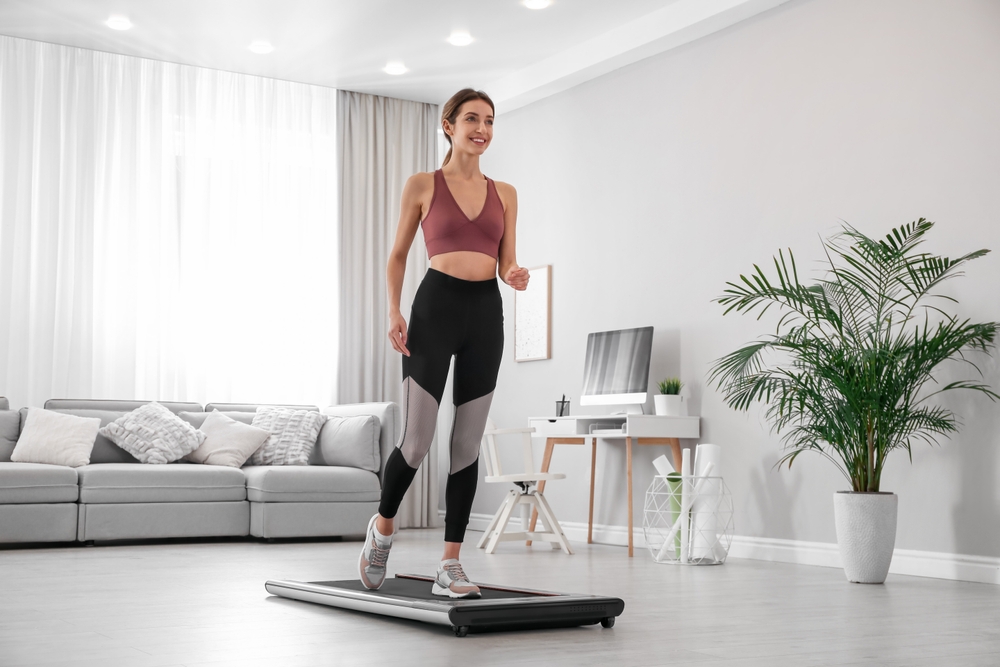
555,400,570,417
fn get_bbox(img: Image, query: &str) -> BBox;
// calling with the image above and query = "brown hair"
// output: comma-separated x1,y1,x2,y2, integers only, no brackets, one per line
440,88,495,167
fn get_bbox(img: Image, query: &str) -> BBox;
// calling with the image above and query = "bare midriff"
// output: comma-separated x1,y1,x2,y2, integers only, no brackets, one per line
430,250,498,281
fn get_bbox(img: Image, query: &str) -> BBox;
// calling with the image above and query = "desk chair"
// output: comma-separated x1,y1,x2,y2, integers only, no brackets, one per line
476,419,573,555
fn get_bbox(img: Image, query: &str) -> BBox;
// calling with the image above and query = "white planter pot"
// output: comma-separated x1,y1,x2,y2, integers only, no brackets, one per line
833,491,898,584
654,395,686,416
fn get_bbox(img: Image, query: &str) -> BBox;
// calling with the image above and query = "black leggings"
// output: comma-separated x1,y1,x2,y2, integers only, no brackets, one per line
379,268,504,543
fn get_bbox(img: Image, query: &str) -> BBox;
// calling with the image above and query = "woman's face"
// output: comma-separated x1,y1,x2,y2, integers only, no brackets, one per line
445,99,494,157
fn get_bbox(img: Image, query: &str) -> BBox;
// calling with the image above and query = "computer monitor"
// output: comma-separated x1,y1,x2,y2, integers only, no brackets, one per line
580,326,654,411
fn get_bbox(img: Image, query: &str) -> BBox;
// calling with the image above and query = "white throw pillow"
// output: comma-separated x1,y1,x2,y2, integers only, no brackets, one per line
312,414,381,472
249,407,326,466
99,401,206,465
11,408,101,467
186,410,270,468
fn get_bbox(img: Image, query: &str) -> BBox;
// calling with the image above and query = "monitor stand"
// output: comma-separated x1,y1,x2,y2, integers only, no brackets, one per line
611,404,645,415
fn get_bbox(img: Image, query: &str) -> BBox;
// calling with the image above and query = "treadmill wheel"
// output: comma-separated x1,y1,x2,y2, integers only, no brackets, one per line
454,626,470,637
601,617,615,629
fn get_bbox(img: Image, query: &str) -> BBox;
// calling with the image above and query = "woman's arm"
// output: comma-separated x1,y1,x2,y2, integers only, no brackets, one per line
496,181,529,291
386,173,431,356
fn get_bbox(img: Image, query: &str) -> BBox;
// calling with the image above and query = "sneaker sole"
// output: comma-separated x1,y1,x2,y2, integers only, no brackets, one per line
431,582,481,599
358,514,385,590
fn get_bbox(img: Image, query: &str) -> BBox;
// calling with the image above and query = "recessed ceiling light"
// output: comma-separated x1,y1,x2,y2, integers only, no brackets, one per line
384,61,408,75
248,40,275,55
447,31,473,46
105,15,133,30
523,0,551,8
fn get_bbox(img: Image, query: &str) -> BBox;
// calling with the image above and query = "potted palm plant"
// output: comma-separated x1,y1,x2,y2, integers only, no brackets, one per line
709,220,997,583
655,378,685,416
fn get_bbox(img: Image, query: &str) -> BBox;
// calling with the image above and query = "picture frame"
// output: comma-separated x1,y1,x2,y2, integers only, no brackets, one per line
514,264,552,362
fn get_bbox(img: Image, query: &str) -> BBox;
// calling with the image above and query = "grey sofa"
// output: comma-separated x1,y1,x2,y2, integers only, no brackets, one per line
0,399,399,544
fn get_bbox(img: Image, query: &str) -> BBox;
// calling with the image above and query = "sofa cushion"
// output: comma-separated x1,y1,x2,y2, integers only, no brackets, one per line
99,402,206,464
309,415,381,473
248,408,326,466
0,411,20,462
0,462,79,503
204,403,318,413
184,411,270,468
11,408,101,467
0,397,8,410
20,409,140,464
179,411,254,428
77,463,246,503
242,465,380,503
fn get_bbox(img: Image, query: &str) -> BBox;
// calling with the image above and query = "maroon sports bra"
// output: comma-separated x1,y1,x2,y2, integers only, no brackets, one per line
421,170,505,260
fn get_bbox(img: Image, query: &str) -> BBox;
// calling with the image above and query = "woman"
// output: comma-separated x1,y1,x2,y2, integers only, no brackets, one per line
359,89,529,598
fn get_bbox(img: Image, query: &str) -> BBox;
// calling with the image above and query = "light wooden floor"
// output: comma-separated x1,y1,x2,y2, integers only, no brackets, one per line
2,528,999,667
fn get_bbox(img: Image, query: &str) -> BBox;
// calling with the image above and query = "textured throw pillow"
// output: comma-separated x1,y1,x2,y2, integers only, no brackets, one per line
99,401,206,464
11,408,101,467
311,414,381,472
186,410,270,468
249,407,326,466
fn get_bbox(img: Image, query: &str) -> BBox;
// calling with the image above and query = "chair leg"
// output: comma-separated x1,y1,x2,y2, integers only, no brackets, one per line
534,492,574,555
477,499,506,549
485,490,520,554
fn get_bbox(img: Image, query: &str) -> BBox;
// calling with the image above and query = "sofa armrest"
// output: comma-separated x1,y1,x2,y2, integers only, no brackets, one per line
321,402,400,484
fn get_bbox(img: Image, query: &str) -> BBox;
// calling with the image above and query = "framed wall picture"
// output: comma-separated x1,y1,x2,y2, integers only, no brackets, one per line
515,264,551,362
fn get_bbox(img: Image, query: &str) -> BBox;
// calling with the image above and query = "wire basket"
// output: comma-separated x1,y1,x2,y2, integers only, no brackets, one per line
643,474,734,565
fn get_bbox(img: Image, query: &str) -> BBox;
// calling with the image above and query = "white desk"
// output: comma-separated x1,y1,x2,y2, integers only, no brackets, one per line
527,414,701,557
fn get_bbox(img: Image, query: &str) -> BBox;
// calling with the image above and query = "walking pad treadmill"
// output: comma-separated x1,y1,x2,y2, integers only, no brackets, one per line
265,573,625,637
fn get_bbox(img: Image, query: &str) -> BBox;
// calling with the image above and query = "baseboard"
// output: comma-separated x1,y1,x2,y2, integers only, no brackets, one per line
450,510,1000,585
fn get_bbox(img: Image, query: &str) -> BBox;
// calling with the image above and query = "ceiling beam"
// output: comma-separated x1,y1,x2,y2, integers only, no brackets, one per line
487,0,794,113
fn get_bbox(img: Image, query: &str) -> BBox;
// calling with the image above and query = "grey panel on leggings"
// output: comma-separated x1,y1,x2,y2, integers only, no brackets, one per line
398,377,440,468
449,390,494,474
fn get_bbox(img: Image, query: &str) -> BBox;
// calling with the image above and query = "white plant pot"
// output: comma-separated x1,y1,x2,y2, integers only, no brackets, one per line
833,491,898,584
654,394,686,416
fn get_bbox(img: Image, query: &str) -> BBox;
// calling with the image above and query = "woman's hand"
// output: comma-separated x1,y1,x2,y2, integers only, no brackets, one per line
388,311,410,356
504,265,530,291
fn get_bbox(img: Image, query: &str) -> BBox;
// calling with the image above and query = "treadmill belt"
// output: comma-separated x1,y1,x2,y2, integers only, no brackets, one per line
311,577,539,601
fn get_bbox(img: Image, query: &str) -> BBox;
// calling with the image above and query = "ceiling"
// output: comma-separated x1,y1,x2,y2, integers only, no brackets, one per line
0,0,791,111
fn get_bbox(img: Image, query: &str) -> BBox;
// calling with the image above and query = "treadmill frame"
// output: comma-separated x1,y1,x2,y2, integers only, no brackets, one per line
265,573,624,636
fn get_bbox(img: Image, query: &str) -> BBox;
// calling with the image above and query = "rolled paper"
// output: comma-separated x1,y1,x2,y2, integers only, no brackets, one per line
655,471,683,561
679,448,692,564
691,443,723,562
653,454,675,477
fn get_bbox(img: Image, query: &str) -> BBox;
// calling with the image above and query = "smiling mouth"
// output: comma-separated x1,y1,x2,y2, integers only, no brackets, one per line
471,138,487,145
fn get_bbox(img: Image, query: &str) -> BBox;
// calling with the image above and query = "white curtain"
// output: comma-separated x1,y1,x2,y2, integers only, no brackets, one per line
0,36,339,409
337,90,440,528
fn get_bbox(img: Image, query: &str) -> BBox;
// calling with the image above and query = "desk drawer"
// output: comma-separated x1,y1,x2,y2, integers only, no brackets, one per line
529,419,577,437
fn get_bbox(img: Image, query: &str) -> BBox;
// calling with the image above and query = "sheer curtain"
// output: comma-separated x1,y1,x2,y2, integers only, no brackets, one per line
0,36,339,409
337,90,440,528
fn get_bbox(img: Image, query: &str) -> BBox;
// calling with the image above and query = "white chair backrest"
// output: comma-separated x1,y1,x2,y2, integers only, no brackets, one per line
481,418,502,477
480,418,536,477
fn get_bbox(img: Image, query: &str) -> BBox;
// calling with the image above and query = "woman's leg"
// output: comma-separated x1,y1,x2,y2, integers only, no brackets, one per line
442,284,504,557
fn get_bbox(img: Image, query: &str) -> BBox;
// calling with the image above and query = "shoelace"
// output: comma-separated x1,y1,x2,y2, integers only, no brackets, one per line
443,562,470,583
369,538,390,568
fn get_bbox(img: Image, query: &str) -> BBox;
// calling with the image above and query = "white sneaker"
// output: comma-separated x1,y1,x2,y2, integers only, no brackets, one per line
358,514,392,590
432,559,481,599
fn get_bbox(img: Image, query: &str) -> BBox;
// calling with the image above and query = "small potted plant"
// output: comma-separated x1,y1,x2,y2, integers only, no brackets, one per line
710,220,997,583
655,378,686,416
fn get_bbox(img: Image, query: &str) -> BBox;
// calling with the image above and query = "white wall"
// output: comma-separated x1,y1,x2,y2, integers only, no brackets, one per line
468,0,1000,559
